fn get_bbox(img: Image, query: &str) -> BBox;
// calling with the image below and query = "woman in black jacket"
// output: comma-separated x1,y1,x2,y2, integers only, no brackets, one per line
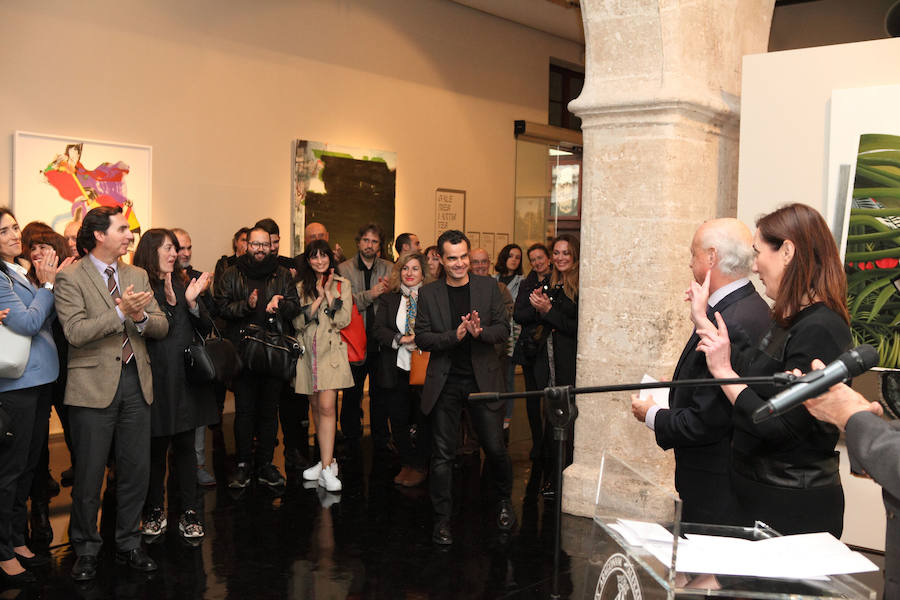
529,235,579,493
133,229,218,540
372,253,432,487
694,204,850,537
512,243,552,458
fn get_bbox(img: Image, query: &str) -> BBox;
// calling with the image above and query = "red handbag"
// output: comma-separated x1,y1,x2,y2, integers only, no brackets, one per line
337,282,367,365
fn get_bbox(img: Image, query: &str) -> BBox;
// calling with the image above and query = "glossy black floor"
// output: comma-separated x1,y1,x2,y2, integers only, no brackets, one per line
3,399,887,599
1,396,597,600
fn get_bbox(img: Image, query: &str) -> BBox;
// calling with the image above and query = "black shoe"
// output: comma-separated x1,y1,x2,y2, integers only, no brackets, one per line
0,565,36,586
30,503,53,546
47,473,61,498
257,463,286,487
15,552,49,569
71,554,98,581
115,547,158,572
284,447,311,472
497,499,517,531
60,467,74,487
228,462,252,489
540,480,557,498
432,520,452,545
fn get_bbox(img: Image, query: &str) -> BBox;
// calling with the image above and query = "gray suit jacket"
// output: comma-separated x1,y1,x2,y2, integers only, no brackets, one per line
54,257,168,408
338,254,393,328
414,274,509,415
846,411,900,598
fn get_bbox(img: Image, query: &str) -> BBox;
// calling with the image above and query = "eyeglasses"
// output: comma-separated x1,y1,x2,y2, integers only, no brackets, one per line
248,242,271,249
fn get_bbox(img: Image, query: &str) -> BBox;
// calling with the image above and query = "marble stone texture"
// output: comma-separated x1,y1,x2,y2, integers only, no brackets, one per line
563,0,775,518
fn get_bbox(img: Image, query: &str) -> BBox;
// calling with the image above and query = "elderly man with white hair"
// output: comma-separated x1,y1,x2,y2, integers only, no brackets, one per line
631,218,771,525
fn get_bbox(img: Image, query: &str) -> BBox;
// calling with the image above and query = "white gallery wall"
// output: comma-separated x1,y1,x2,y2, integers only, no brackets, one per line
738,37,900,551
0,0,583,271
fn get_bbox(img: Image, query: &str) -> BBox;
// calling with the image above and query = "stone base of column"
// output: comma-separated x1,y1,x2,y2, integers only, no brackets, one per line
561,462,600,518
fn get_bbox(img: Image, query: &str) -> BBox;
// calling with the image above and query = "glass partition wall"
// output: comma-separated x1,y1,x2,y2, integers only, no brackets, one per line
513,121,583,252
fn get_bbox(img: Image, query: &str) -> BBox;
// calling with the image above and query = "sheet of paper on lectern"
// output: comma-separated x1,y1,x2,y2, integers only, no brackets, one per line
640,374,669,408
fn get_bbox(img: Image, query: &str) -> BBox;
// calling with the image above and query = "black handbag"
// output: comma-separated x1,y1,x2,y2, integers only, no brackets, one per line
239,314,303,382
184,321,241,384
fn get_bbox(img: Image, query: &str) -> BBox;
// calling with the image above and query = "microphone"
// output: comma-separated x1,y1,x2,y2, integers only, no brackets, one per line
751,344,879,423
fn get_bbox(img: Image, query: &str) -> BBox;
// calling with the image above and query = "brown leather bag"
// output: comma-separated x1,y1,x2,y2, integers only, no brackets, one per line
408,348,430,386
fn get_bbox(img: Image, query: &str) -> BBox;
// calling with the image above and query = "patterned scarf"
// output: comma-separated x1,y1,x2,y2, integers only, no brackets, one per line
400,283,422,334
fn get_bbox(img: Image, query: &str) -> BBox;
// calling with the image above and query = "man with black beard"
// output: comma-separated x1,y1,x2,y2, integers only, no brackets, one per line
215,226,299,489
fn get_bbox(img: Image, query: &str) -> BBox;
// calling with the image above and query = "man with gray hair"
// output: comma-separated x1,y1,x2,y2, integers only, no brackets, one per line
630,218,770,525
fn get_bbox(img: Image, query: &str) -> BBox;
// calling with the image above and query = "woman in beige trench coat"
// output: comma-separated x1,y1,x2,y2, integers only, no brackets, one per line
294,240,354,492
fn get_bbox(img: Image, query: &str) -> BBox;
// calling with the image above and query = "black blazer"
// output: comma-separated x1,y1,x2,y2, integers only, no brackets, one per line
654,282,771,473
372,291,404,389
414,275,509,415
533,288,578,388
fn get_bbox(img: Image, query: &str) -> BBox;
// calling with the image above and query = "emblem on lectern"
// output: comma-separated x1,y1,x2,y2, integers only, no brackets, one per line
595,553,642,600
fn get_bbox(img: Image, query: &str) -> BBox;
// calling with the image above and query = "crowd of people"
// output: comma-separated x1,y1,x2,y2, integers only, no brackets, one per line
0,205,580,585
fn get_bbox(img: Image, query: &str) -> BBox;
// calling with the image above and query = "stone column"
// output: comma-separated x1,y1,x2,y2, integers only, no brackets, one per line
563,0,775,517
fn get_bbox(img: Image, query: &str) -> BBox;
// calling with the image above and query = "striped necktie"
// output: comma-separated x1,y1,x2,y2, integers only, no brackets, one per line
106,266,134,364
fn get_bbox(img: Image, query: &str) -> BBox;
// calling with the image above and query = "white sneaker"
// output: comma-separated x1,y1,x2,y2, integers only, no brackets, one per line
302,461,323,481
303,460,339,481
318,461,342,492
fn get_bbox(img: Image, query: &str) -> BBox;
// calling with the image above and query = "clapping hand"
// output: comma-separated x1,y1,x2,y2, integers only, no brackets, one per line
116,284,153,321
265,294,283,314
529,288,552,315
163,272,177,306
0,308,9,324
34,249,60,285
57,256,76,272
462,310,483,338
322,269,335,302
248,288,259,309
185,272,211,309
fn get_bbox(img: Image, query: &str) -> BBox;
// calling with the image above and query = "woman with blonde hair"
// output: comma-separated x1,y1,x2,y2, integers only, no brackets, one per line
372,252,433,487
296,240,354,493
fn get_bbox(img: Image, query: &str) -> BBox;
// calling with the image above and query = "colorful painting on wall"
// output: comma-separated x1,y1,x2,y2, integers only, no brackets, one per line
292,140,396,258
844,133,900,368
13,131,151,237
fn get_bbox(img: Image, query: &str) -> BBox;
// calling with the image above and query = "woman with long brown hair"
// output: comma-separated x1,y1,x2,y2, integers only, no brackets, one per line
133,229,216,540
528,234,579,494
694,203,851,536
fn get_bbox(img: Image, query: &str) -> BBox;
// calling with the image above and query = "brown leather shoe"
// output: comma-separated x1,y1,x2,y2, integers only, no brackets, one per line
400,467,427,488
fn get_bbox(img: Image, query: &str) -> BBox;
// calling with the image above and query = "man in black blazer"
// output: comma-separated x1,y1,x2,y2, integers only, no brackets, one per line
631,218,770,525
415,230,514,545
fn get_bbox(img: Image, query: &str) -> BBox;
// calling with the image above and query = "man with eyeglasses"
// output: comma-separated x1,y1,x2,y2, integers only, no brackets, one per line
214,226,299,489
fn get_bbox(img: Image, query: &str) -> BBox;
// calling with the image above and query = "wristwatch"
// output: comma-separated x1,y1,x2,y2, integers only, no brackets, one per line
42,282,54,291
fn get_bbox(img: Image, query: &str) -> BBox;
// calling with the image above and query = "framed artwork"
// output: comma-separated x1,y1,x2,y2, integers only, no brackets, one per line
292,139,396,257
435,189,465,238
549,160,580,220
481,232,495,258
13,131,151,236
466,231,481,250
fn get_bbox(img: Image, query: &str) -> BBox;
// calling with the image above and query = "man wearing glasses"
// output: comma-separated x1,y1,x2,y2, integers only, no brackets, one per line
214,226,299,489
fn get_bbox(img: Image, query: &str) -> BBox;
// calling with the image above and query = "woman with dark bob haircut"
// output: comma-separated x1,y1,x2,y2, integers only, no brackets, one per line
693,203,851,537
132,228,217,540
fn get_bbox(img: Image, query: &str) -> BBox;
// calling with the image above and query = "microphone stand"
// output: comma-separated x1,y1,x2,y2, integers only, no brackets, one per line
469,373,794,600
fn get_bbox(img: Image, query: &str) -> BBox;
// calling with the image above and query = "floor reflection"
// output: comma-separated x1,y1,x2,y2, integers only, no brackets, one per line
2,401,582,599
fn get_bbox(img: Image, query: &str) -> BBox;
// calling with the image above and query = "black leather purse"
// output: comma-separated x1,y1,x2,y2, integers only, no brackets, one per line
239,314,303,382
184,322,242,384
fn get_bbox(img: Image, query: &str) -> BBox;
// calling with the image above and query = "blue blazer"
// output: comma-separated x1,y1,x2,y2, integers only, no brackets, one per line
0,265,58,392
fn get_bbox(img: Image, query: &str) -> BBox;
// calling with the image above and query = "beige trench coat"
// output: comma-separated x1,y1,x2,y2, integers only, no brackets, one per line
293,275,355,394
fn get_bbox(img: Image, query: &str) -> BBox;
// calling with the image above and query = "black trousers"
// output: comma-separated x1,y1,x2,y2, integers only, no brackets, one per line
279,387,310,456
0,384,49,560
233,372,281,465
341,351,388,445
429,376,512,520
27,387,53,507
69,363,149,555
521,364,544,455
383,367,429,468
147,429,198,514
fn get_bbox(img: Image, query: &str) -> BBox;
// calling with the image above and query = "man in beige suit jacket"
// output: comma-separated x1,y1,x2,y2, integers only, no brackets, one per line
54,207,167,581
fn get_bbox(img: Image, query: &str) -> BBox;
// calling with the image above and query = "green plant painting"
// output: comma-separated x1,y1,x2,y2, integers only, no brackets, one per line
846,134,900,368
